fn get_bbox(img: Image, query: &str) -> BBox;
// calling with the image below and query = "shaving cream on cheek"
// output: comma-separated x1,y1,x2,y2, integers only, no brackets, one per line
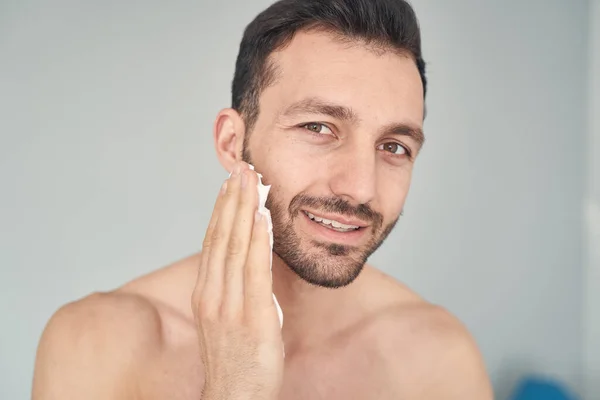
247,165,284,332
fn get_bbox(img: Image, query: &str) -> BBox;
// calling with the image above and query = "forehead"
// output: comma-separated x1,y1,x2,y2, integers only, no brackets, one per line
259,30,425,125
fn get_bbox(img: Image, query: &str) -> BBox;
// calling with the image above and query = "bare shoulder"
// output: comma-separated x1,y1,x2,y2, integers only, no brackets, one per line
389,303,491,397
358,268,494,399
32,290,163,400
372,304,493,399
368,301,479,358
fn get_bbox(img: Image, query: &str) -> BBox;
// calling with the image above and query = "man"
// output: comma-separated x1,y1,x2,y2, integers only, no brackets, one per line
32,0,494,398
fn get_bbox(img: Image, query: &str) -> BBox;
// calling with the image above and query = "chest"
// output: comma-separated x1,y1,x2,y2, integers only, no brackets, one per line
278,346,390,400
139,340,389,400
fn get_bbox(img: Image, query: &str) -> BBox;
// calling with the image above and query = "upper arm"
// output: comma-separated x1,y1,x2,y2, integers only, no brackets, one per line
32,292,162,400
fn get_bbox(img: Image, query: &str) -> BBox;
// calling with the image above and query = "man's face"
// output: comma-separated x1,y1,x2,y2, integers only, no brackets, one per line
243,31,424,288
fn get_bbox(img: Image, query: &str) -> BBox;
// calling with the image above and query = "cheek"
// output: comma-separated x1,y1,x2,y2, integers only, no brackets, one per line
378,168,413,216
264,158,310,195
261,139,323,187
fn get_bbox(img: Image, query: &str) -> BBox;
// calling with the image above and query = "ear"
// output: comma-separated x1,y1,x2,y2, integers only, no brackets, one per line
213,108,246,174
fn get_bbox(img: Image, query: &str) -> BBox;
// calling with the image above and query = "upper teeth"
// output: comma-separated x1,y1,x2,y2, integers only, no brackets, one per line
305,211,359,230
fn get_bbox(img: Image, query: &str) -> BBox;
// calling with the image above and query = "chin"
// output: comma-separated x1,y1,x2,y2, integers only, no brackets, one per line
274,245,368,289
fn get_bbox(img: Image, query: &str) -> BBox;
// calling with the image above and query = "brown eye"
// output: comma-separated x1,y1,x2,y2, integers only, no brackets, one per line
379,142,407,155
302,123,333,135
306,123,321,132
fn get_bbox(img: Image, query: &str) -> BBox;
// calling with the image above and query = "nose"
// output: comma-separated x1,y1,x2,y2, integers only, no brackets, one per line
327,146,377,206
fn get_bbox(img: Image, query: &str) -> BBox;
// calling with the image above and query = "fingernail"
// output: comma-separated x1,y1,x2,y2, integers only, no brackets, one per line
255,211,263,222
241,171,248,188
233,163,241,176
220,181,228,195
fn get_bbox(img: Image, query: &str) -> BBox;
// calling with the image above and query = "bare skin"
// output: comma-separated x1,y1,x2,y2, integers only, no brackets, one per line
33,30,494,399
33,255,492,399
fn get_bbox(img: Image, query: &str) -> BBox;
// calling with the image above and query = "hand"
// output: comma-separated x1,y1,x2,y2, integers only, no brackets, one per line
192,162,284,400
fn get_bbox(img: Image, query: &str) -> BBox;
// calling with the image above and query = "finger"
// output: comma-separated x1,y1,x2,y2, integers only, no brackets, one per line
244,210,274,315
222,168,259,315
195,180,228,295
203,163,248,306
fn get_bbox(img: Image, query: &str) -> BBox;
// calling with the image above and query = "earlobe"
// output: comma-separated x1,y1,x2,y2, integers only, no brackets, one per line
213,108,246,173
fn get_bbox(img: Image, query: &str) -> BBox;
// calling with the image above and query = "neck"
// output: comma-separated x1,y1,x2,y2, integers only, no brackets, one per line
271,253,366,356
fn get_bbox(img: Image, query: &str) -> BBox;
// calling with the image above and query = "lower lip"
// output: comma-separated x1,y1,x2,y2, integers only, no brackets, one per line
300,212,367,245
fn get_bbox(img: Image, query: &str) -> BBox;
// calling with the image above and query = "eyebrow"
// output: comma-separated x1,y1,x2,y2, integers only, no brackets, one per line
281,97,360,124
279,96,425,148
381,122,425,148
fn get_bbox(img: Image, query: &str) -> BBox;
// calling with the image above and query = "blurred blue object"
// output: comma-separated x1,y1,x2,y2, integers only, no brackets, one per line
509,377,578,400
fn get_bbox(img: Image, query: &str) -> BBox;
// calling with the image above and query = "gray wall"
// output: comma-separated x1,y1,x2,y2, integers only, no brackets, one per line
0,1,589,399
585,0,600,398
388,3,587,398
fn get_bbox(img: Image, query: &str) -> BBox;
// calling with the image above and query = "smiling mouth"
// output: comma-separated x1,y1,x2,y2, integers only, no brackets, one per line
302,211,362,233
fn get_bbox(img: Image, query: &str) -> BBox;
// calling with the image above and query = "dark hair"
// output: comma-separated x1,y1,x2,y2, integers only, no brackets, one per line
232,0,427,134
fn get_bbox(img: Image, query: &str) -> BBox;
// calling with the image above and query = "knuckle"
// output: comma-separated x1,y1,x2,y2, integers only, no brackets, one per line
227,235,244,256
202,234,213,250
211,228,226,244
196,298,218,321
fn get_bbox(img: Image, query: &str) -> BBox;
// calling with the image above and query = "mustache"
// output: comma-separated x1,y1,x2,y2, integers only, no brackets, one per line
283,194,384,230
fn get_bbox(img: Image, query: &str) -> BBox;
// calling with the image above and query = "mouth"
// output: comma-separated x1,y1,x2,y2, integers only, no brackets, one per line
302,210,364,233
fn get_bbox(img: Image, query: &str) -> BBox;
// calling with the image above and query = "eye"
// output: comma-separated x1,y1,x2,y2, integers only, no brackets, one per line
378,142,410,156
302,123,334,136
